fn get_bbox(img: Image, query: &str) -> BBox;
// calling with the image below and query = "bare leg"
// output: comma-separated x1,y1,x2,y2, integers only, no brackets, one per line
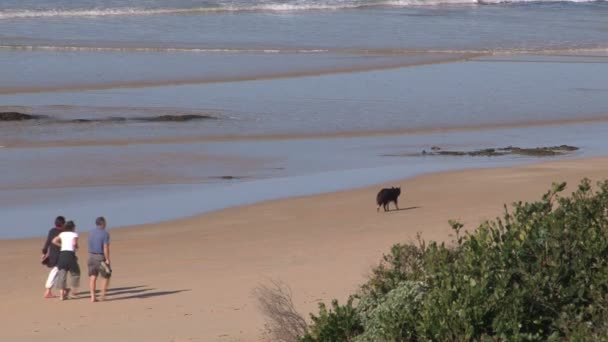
100,277,110,301
395,199,399,210
90,275,97,302
65,272,78,299
56,269,67,300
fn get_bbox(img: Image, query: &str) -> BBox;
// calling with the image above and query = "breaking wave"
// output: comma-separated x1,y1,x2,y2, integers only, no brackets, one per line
0,0,604,19
0,43,606,57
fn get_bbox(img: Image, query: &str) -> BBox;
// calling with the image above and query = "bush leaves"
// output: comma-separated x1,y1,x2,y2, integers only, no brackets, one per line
302,179,608,341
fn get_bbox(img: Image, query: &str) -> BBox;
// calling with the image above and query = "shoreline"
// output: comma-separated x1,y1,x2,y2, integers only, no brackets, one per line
8,118,608,239
2,156,608,341
1,154,602,243
3,112,608,149
0,52,480,95
2,48,605,96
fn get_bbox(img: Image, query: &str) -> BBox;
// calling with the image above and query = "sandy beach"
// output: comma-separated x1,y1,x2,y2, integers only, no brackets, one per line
1,156,607,341
2,1,608,340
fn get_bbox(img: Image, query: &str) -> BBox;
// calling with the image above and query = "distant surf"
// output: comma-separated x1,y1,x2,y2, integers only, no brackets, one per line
0,43,606,57
0,0,605,19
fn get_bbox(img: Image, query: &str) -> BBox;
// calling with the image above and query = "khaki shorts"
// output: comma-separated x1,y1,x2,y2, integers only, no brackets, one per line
88,254,110,278
55,269,80,289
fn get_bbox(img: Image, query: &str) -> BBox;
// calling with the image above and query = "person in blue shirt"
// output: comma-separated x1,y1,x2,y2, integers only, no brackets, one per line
88,216,111,302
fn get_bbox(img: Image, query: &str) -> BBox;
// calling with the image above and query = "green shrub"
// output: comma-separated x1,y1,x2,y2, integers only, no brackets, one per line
360,242,427,303
355,281,426,342
301,298,363,342
302,179,608,341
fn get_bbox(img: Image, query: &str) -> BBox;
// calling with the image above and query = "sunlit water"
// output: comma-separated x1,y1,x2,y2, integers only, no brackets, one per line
1,0,608,237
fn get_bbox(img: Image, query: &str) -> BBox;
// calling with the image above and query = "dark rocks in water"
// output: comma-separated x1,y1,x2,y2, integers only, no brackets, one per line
136,114,215,122
67,117,129,124
66,115,213,124
501,145,579,156
436,148,507,157
211,176,246,180
1,112,215,124
430,146,441,151
557,145,579,151
386,145,579,158
0,112,46,121
69,119,95,123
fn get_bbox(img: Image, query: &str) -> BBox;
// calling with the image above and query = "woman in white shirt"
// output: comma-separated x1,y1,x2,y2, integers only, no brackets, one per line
52,221,81,300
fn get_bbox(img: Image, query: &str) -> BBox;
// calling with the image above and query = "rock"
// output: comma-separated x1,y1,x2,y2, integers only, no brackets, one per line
389,145,579,158
69,119,95,123
137,114,215,122
430,146,441,151
506,147,560,157
107,117,128,122
501,145,579,157
0,112,45,121
67,117,128,124
556,145,579,151
211,175,245,180
437,151,467,156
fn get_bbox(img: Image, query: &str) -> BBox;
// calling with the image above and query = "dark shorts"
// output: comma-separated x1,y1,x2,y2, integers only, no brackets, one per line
57,251,80,274
88,254,110,278
55,251,80,289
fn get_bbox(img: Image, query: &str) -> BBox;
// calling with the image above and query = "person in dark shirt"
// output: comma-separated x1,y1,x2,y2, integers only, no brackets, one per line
41,216,65,298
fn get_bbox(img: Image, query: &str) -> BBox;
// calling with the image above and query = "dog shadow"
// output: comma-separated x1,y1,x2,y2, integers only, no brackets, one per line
385,206,421,213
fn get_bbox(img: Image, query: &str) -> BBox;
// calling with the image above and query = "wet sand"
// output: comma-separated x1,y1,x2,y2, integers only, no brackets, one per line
0,51,477,95
3,112,608,149
1,156,607,341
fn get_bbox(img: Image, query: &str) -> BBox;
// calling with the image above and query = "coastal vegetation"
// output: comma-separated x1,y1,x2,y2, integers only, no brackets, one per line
260,179,608,341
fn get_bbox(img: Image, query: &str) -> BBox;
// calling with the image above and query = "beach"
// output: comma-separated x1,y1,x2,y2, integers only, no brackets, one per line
2,0,608,340
1,156,608,341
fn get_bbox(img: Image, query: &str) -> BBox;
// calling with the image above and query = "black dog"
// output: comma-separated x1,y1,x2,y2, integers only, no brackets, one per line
376,187,401,212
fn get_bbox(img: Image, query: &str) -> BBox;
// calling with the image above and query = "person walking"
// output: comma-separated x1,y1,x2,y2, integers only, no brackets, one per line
88,217,111,302
52,221,81,300
41,216,65,298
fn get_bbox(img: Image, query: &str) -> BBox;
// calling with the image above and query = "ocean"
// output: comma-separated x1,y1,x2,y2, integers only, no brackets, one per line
1,0,607,237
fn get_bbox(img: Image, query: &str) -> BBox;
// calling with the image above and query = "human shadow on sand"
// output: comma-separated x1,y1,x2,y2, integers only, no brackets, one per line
84,285,148,297
69,286,189,301
102,285,149,295
106,288,191,301
105,285,148,292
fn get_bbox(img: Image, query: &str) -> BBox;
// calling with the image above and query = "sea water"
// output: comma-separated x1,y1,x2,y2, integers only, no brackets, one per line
1,0,607,237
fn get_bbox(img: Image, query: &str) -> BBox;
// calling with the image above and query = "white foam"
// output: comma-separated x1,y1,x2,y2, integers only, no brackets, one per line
0,44,329,54
0,0,604,20
1,43,606,57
